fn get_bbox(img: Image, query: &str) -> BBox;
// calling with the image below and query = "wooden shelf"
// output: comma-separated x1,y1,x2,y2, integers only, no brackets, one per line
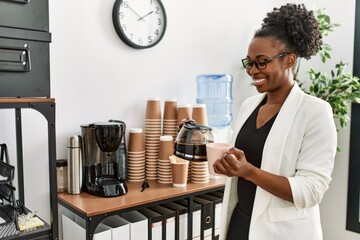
0,98,55,103
58,178,226,217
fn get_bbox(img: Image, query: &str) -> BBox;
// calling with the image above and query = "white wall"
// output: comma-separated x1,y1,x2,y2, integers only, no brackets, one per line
0,0,358,239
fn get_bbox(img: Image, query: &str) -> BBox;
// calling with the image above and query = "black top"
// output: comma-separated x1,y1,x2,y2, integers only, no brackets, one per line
226,99,279,240
235,99,277,215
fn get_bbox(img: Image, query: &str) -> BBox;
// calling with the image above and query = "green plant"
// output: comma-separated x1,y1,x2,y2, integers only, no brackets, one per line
305,62,360,129
315,9,340,63
297,8,360,132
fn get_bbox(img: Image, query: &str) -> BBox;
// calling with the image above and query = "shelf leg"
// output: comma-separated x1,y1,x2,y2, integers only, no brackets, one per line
48,114,58,239
15,108,25,203
187,196,193,240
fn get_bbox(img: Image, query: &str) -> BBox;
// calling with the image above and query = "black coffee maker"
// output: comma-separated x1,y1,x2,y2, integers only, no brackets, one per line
81,120,128,197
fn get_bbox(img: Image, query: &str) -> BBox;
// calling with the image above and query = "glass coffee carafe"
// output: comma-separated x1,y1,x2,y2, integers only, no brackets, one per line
174,120,214,161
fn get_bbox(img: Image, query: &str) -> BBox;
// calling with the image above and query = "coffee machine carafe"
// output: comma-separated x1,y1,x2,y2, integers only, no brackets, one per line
81,120,128,197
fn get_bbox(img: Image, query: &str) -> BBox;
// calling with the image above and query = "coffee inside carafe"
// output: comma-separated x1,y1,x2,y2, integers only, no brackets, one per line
174,143,207,161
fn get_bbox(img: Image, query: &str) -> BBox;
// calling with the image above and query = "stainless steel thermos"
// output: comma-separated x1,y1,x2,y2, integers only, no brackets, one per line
67,135,83,194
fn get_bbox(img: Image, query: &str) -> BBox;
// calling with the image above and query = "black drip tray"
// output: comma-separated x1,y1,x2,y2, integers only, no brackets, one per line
87,177,128,197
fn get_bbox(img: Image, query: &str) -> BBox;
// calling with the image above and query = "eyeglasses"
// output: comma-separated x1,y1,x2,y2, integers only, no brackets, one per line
241,53,289,70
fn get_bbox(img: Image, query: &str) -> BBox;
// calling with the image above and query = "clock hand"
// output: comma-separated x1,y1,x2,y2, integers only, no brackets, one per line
126,5,146,22
138,11,154,21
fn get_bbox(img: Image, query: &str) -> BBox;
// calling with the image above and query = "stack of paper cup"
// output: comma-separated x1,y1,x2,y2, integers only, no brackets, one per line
157,135,174,184
188,162,192,181
145,98,162,180
176,104,193,180
127,128,145,182
192,104,208,126
177,104,192,125
190,160,209,183
162,99,178,142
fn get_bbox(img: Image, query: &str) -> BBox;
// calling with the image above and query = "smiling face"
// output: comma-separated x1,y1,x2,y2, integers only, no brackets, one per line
245,36,296,95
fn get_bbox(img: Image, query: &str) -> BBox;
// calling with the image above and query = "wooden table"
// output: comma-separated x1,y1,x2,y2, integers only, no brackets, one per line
58,178,226,239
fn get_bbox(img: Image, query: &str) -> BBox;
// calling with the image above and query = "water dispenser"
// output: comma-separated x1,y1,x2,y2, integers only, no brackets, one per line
196,74,233,142
196,74,233,127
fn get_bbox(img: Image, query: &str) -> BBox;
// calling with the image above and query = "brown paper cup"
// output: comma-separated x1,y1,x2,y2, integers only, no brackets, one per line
192,104,208,126
177,104,192,125
170,155,189,187
164,99,178,120
128,128,145,152
146,98,161,119
158,135,174,160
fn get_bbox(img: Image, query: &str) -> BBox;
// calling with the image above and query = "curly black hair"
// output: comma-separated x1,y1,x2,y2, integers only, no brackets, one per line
254,3,322,60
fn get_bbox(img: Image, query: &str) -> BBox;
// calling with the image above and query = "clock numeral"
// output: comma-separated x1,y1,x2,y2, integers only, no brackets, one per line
122,24,127,31
138,38,143,45
148,36,153,44
157,18,162,25
154,29,159,36
122,1,129,8
129,33,133,40
119,12,124,19
155,7,160,14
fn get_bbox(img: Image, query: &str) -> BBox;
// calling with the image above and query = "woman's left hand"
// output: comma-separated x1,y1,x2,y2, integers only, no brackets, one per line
213,147,252,178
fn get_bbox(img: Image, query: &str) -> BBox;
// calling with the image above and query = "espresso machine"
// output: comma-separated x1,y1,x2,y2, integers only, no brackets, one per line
81,120,128,197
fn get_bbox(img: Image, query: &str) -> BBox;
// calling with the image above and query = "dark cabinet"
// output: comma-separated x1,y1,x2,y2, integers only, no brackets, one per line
0,0,51,98
0,0,49,32
0,27,51,97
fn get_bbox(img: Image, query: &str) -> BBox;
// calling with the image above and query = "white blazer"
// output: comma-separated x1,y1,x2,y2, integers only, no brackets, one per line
220,83,337,240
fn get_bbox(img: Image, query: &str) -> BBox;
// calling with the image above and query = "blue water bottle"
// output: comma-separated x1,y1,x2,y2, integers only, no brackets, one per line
196,74,233,128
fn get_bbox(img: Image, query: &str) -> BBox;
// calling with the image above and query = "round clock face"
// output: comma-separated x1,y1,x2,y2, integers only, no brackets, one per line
112,0,167,49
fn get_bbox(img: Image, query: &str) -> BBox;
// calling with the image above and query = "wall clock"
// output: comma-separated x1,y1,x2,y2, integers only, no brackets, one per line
112,0,167,49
